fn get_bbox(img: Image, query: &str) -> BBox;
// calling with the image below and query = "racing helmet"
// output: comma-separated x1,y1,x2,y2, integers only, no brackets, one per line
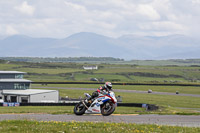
104,82,112,91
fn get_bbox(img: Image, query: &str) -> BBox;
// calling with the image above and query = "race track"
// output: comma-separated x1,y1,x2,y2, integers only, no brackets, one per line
0,114,200,127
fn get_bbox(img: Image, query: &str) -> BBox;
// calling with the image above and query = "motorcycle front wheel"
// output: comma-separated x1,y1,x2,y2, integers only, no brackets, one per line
74,101,86,115
101,101,115,116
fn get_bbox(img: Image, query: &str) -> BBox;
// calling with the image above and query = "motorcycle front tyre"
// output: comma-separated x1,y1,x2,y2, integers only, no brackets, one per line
101,102,115,116
74,101,87,115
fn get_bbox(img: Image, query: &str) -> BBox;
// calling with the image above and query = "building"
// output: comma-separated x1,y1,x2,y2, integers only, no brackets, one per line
2,89,59,103
0,71,59,103
83,66,98,70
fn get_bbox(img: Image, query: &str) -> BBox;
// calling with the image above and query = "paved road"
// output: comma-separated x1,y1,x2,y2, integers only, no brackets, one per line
32,86,200,98
0,114,200,127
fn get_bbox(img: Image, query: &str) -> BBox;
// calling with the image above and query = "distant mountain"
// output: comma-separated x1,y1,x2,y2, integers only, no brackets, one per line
117,34,200,59
0,32,200,60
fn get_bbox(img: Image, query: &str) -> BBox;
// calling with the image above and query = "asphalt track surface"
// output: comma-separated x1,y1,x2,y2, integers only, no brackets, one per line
33,86,200,98
0,114,200,127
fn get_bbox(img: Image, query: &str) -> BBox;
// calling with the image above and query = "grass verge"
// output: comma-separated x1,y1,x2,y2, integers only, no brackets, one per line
0,120,199,133
32,84,200,95
0,106,200,115
31,87,200,108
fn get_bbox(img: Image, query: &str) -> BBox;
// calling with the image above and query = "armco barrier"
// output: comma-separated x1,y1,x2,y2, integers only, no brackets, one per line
32,81,200,87
19,103,77,106
0,102,159,111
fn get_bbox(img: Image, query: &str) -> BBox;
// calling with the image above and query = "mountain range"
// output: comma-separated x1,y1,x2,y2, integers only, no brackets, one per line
0,32,199,60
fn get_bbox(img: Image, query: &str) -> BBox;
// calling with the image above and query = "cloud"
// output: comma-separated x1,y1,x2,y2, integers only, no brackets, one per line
0,0,199,39
85,19,116,30
192,0,200,4
64,1,86,11
15,1,35,16
6,25,18,35
136,4,160,20
138,21,185,31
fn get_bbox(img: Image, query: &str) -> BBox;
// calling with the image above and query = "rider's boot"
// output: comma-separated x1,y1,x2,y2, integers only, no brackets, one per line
85,98,92,105
85,91,98,105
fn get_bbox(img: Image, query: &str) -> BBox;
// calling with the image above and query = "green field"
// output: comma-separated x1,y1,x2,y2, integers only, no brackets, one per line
33,87,200,108
0,83,199,115
0,120,199,133
32,84,200,95
1,60,200,83
0,105,199,115
30,85,200,115
0,106,148,114
0,106,73,114
0,60,200,115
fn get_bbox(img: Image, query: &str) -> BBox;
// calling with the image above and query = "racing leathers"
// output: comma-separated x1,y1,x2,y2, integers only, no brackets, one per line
87,86,109,103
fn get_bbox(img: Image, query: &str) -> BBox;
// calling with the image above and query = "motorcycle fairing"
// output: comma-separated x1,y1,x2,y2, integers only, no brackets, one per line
85,95,112,114
85,98,101,113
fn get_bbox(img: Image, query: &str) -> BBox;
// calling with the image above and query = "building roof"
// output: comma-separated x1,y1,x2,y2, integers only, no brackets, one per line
0,71,27,74
2,89,57,95
0,79,32,82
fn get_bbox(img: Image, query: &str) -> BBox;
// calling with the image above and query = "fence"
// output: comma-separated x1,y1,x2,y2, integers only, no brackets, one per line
0,102,158,111
32,81,200,87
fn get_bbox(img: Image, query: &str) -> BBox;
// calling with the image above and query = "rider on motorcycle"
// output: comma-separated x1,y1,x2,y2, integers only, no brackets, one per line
86,82,113,104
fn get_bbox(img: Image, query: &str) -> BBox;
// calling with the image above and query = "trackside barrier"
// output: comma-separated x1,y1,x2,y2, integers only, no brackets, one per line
0,103,159,111
32,81,200,87
117,103,159,111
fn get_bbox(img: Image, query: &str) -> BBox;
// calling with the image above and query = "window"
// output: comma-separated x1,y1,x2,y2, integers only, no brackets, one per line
14,83,20,89
15,74,23,79
21,97,28,103
4,96,7,102
11,96,17,102
14,83,30,90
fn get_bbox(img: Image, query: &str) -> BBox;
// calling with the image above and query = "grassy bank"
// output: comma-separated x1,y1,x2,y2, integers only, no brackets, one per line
32,86,200,108
30,85,200,115
1,61,200,83
0,106,199,115
0,120,199,133
0,106,73,114
1,61,200,115
32,84,200,95
0,106,146,115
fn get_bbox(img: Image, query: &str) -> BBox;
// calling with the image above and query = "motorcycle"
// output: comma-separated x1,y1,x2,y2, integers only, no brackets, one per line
74,89,117,116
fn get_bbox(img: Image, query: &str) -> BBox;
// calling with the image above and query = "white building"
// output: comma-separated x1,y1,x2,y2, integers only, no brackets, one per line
0,71,59,103
83,66,98,70
2,89,59,103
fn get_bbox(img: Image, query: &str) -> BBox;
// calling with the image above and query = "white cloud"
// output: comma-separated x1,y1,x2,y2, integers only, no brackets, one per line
85,19,116,30
0,0,199,38
6,25,18,35
192,0,200,4
151,21,185,31
15,1,35,16
136,4,160,20
64,1,86,12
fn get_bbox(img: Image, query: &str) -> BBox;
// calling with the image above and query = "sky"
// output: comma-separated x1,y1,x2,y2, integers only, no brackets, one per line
0,0,200,39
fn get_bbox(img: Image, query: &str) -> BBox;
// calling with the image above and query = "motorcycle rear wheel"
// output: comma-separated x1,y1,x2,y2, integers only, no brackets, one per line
101,102,115,116
74,101,86,115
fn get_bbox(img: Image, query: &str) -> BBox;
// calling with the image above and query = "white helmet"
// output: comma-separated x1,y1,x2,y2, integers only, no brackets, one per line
104,82,112,91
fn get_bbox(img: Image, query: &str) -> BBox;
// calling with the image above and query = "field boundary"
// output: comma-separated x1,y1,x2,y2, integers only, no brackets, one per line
32,81,200,87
